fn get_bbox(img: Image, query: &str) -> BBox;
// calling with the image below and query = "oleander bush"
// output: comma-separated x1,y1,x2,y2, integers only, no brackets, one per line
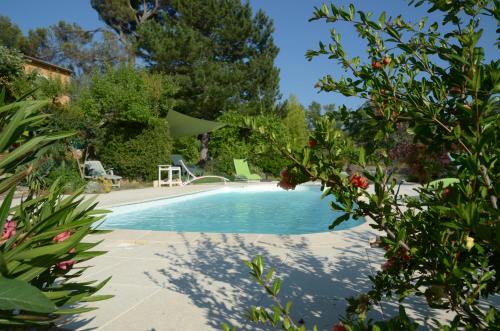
233,0,499,330
0,97,112,329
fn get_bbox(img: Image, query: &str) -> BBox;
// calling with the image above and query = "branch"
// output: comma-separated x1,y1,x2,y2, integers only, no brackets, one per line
266,132,411,252
431,116,473,155
138,0,161,23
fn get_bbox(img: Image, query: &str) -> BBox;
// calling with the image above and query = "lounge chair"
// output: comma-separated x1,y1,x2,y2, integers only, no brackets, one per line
83,160,122,188
175,159,229,185
426,177,459,189
233,159,261,182
171,154,203,176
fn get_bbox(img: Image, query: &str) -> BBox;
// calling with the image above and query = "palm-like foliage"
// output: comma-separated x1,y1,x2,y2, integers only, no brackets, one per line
0,95,112,328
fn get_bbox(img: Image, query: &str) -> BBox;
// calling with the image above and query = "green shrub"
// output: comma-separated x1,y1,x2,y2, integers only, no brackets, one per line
95,119,172,180
0,46,23,80
77,65,177,125
282,95,309,150
44,160,84,193
70,66,177,180
209,125,253,175
0,46,24,101
172,136,200,164
210,112,290,177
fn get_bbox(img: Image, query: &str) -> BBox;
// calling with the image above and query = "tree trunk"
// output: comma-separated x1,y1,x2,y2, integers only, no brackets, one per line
199,133,210,166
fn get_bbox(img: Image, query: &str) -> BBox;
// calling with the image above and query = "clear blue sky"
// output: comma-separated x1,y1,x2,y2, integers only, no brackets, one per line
1,0,497,110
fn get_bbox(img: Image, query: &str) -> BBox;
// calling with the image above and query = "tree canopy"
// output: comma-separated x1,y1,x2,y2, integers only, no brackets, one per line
75,65,177,125
90,0,162,60
0,16,25,49
132,0,280,119
0,16,126,75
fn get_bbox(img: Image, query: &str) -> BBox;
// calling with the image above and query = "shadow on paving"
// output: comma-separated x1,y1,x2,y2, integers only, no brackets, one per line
141,229,441,330
57,228,455,330
56,315,96,331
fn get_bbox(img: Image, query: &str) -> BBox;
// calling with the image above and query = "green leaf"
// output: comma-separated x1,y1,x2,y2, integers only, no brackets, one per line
0,276,57,313
252,255,264,278
285,300,292,314
398,43,413,53
329,214,350,230
53,307,97,315
321,3,329,16
0,166,32,195
480,271,494,283
43,290,73,300
349,4,355,19
358,146,366,166
10,226,89,261
283,317,290,329
265,268,274,282
386,26,400,39
0,136,46,169
272,279,281,296
0,188,14,233
441,222,462,230
367,20,381,30
0,254,8,275
378,11,386,25
80,294,114,302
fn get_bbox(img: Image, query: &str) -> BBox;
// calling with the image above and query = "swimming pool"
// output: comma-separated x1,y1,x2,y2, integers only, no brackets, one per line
103,185,364,234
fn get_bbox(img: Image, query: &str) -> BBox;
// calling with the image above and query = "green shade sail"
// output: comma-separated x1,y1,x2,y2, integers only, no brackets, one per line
166,109,226,138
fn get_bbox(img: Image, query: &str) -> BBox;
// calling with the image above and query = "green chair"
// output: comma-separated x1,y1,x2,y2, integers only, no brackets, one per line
233,159,261,182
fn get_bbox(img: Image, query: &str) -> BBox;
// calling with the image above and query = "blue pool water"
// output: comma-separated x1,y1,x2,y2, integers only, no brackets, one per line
103,185,364,234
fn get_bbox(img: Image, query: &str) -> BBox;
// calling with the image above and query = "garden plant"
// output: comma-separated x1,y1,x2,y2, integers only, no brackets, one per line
0,95,112,328
234,0,499,330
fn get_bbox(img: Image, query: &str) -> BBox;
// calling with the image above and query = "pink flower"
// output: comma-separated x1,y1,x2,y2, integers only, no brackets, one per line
53,231,71,243
56,260,75,270
2,220,17,240
68,248,76,254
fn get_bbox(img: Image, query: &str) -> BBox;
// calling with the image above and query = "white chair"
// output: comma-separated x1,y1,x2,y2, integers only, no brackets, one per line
84,160,122,188
177,160,229,185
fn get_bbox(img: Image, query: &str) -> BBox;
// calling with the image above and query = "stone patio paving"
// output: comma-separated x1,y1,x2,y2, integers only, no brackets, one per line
59,183,452,330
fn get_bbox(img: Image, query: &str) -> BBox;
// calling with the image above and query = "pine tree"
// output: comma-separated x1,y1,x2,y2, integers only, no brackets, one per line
135,0,280,120
90,0,162,62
